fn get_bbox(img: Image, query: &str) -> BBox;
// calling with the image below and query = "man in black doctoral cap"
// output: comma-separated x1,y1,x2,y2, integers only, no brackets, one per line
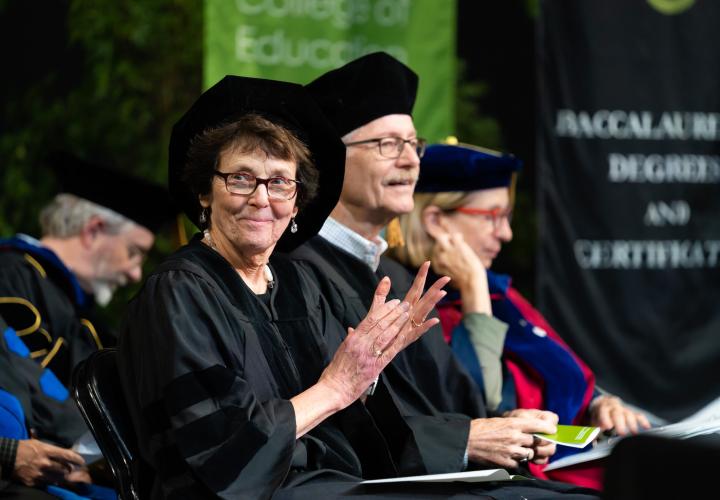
291,52,561,472
0,152,176,386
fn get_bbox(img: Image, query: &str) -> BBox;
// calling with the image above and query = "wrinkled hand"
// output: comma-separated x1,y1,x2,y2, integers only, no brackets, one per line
432,233,490,315
319,277,410,408
12,439,85,487
320,264,448,408
467,410,558,468
503,409,558,465
398,261,451,348
589,395,651,436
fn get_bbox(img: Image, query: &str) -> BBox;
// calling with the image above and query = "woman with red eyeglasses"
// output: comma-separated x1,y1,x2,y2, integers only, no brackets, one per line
388,142,650,490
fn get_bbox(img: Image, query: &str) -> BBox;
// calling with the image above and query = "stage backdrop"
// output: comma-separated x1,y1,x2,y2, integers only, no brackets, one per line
204,0,455,142
537,0,720,421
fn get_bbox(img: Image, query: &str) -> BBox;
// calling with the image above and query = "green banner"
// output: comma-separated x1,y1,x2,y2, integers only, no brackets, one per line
204,0,456,142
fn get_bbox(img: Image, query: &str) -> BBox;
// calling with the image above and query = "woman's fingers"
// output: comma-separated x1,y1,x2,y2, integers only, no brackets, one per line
354,300,400,336
370,276,392,310
409,276,451,327
350,263,453,374
368,301,410,355
403,261,431,305
355,276,400,334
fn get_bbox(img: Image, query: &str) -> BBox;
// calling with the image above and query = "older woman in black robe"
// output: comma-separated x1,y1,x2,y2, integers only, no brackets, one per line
116,76,451,499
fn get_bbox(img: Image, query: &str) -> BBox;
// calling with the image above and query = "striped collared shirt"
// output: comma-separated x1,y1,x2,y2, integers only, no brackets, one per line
318,217,388,272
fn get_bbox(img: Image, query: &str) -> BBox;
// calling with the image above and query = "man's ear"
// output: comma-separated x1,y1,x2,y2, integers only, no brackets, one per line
80,216,105,248
422,205,448,240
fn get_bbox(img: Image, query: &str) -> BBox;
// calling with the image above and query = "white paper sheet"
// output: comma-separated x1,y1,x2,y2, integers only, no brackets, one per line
362,469,527,484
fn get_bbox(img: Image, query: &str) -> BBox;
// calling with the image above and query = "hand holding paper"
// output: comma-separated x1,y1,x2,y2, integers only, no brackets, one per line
589,394,651,435
534,425,601,449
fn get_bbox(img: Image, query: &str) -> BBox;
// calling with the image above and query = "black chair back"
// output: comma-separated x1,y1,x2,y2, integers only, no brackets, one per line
603,434,720,499
73,348,147,500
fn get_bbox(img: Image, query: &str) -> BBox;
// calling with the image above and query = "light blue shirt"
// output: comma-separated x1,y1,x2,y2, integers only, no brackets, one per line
318,217,388,272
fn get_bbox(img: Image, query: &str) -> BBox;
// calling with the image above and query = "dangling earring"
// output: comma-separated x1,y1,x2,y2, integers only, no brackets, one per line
290,217,298,234
199,207,208,225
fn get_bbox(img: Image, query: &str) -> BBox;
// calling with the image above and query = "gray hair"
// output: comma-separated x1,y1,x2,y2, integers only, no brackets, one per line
39,194,134,238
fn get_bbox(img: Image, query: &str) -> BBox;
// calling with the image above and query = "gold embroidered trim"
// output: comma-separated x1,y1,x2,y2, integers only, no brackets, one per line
23,254,47,279
30,349,48,359
0,297,42,335
40,337,65,368
81,318,103,350
38,327,52,344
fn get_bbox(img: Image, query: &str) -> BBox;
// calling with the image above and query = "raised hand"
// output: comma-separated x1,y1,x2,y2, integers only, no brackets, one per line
432,232,491,315
319,264,449,407
391,261,450,351
293,270,449,439
319,276,410,408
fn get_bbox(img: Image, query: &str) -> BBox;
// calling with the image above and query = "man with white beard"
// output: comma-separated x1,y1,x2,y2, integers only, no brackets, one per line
0,152,175,385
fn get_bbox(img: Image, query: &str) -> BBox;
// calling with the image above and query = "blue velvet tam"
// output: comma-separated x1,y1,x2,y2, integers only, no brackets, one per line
416,143,522,193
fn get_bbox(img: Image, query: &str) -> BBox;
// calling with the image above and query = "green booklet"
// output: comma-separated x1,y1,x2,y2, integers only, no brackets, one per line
534,425,600,448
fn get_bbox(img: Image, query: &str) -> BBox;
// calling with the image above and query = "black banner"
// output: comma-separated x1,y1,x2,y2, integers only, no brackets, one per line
537,0,720,421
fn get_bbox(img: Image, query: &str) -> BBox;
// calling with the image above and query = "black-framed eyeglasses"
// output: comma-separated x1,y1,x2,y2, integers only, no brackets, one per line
345,137,427,159
213,171,302,200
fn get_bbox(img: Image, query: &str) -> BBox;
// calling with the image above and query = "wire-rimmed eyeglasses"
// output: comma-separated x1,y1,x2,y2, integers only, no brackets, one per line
345,137,427,159
213,171,301,200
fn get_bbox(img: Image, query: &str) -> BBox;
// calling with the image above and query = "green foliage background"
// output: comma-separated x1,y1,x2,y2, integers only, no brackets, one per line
0,0,537,327
0,0,203,325
1,0,202,235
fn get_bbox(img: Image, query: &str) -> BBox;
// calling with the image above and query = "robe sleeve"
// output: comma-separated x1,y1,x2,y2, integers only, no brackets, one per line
460,313,508,411
118,268,297,499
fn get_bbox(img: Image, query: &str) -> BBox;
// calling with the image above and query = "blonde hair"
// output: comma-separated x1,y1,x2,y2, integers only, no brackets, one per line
387,191,473,268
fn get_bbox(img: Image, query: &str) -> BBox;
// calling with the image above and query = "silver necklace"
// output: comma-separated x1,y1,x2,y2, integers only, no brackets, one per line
203,229,274,289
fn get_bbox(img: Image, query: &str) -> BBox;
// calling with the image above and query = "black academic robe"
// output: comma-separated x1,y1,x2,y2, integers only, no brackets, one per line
288,236,487,472
118,237,435,500
0,314,89,498
0,314,88,449
119,238,598,500
0,236,108,386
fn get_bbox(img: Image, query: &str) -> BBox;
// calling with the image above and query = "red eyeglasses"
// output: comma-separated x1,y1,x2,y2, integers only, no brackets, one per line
454,206,513,230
